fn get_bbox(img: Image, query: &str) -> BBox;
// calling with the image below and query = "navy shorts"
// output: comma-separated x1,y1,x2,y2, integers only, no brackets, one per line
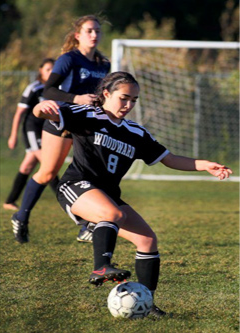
43,119,72,139
57,180,127,225
22,119,43,152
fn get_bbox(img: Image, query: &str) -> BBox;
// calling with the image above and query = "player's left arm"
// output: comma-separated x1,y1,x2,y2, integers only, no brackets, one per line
161,152,232,180
33,100,60,121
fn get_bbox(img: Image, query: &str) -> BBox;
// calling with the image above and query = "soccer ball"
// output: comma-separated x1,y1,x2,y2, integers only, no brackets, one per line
107,281,153,319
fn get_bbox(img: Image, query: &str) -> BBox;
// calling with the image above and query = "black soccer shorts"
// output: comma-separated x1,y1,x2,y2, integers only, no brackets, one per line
43,119,72,139
57,180,127,225
22,119,43,152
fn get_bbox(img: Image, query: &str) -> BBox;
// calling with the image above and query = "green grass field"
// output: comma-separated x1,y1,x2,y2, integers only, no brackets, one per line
0,149,239,333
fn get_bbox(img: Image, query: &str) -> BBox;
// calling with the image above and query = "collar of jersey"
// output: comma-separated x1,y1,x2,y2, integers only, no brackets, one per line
100,107,125,127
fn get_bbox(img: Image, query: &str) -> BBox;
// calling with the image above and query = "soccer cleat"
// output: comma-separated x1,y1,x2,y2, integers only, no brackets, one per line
149,304,167,318
11,213,29,244
89,264,131,286
77,222,95,243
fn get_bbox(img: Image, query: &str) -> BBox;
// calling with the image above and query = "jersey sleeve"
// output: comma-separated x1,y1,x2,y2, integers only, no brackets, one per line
18,83,37,108
52,53,73,77
43,53,76,103
43,72,76,103
140,129,170,165
51,104,90,133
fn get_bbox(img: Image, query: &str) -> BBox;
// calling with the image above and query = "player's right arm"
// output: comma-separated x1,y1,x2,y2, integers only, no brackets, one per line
44,72,97,105
8,105,27,149
33,101,88,134
33,100,60,121
43,53,97,105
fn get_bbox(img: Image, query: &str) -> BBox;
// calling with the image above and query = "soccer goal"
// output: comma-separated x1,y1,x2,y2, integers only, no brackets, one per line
111,39,240,181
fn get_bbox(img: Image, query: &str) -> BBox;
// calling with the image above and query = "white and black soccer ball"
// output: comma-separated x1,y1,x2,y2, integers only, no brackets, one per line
107,281,153,319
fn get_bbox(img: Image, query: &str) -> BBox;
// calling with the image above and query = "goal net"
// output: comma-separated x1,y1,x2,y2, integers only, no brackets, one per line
111,39,239,181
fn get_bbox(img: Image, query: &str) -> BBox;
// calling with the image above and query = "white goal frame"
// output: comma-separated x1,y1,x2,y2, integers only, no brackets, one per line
111,39,240,182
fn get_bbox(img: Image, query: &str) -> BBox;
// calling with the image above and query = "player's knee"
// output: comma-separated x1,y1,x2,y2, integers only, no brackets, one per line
34,169,57,185
19,165,33,174
103,208,126,225
19,160,36,174
114,209,127,223
138,232,158,251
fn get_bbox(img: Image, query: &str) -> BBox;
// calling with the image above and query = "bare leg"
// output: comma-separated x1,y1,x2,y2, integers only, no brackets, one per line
33,131,72,184
19,151,39,174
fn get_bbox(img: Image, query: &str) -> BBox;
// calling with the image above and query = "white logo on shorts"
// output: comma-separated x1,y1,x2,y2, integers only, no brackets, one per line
74,181,91,189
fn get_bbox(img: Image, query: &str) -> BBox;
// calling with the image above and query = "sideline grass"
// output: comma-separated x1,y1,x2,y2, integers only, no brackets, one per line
0,155,239,333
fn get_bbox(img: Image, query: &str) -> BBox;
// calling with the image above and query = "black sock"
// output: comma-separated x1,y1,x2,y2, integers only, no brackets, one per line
135,251,160,293
5,172,29,204
49,175,60,194
93,221,119,270
16,178,46,222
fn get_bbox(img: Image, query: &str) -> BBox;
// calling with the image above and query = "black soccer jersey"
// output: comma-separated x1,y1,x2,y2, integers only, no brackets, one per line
19,80,45,127
56,104,169,193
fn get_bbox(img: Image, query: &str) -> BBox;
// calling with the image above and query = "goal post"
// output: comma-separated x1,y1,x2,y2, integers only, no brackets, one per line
111,39,240,182
111,40,240,72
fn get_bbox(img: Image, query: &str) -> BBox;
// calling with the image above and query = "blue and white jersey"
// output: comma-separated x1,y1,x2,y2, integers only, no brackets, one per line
52,50,110,97
56,104,169,191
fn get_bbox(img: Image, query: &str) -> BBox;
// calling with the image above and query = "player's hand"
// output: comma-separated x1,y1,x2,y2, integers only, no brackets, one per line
36,100,59,115
8,135,17,149
205,162,233,180
73,94,97,105
33,100,59,121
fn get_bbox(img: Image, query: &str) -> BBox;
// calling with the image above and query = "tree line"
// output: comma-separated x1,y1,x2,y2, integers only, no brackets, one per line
1,0,239,69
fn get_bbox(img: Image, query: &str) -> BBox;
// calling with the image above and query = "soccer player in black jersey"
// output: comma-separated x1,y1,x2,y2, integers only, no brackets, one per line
4,58,59,211
11,15,110,243
32,71,232,318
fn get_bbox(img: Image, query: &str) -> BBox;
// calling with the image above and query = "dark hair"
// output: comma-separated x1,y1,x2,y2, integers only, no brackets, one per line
37,58,55,82
39,58,55,68
95,71,139,106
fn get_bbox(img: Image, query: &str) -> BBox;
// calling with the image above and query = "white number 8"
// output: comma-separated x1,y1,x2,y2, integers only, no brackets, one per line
107,154,119,174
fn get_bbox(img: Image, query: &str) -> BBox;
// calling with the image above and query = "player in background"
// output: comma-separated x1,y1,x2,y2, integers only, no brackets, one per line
3,58,59,211
32,71,232,318
11,15,110,243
